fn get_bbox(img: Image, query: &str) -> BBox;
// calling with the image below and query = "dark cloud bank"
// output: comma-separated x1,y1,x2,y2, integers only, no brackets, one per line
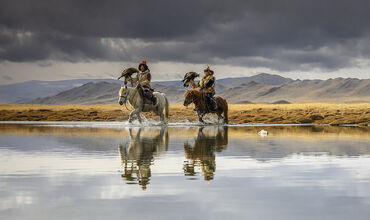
1,0,370,72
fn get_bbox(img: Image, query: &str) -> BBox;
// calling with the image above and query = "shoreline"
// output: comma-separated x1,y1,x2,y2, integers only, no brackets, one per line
0,103,369,126
0,121,367,129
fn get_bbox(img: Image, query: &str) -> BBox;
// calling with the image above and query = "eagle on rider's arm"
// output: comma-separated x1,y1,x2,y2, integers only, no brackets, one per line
182,72,200,88
117,68,139,80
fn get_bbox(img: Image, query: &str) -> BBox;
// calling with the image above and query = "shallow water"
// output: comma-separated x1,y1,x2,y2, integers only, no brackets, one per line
0,123,370,220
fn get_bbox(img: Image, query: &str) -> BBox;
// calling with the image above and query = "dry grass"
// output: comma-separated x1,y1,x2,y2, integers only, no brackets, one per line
0,103,369,125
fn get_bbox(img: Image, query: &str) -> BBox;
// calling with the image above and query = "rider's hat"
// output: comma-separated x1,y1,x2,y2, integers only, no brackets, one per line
204,66,214,75
138,60,148,71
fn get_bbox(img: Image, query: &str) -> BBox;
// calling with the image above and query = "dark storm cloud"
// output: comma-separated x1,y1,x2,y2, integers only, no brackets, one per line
1,0,370,71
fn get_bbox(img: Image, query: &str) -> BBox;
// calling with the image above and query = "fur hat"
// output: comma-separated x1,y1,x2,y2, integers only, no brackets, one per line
204,66,214,75
138,60,148,71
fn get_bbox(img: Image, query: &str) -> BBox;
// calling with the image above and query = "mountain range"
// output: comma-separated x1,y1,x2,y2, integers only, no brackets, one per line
27,73,297,104
0,78,118,104
221,78,370,104
1,73,369,104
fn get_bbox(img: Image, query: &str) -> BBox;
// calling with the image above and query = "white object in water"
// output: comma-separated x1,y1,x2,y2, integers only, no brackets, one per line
258,129,268,136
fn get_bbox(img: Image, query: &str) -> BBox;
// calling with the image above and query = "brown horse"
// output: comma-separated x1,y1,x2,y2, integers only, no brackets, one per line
183,89,228,124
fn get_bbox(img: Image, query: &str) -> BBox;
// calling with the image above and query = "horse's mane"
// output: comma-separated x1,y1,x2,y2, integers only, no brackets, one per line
184,89,207,110
119,86,125,96
184,89,200,97
119,86,135,96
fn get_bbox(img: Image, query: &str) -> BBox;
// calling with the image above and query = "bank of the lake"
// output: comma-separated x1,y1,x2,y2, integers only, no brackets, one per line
0,103,369,125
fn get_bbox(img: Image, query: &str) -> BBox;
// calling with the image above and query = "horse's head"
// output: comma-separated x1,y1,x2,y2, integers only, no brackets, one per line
183,89,197,106
118,86,129,105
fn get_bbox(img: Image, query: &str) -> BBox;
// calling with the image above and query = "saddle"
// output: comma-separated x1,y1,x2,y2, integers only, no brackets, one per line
136,85,157,106
143,93,156,105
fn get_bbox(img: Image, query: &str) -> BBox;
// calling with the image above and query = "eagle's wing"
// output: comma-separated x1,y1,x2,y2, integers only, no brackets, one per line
182,72,200,87
182,72,199,82
118,67,139,80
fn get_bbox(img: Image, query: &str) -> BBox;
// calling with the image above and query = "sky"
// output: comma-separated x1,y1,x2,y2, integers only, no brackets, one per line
1,0,370,85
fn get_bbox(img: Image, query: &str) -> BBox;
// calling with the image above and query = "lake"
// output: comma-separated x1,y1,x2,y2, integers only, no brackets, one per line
0,123,370,220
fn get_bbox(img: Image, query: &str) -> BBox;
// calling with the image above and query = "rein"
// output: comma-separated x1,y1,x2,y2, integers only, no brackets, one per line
120,94,130,111
187,91,200,108
187,91,209,113
120,87,138,111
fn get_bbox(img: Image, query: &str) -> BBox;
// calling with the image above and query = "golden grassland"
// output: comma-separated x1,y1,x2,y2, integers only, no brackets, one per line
0,103,369,125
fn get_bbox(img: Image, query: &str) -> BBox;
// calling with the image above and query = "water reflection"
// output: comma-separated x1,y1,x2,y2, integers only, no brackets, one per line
1,124,370,219
118,127,168,190
183,126,228,181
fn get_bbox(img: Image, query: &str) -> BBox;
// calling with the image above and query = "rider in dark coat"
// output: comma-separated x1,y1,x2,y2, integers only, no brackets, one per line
199,66,216,111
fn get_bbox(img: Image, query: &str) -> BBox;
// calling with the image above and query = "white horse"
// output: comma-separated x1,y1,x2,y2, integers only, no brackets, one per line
118,86,169,123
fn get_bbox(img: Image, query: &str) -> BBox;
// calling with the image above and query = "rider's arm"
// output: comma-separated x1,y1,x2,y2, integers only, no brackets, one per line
140,72,151,85
191,80,199,88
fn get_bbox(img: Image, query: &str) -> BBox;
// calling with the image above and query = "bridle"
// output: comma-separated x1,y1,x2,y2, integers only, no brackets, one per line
119,90,130,111
185,92,197,107
120,93,128,103
119,87,139,111
185,91,209,112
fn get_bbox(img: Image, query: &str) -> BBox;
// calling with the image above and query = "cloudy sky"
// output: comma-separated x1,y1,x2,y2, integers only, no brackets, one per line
1,0,370,84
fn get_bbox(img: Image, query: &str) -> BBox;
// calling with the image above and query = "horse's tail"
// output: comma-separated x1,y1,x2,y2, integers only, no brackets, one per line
164,96,169,120
223,99,229,124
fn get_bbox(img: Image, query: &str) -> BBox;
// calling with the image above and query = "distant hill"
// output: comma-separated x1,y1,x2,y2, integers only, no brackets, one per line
30,82,188,105
30,82,122,105
147,73,294,93
215,72,294,92
221,78,370,103
2,73,293,104
0,78,118,104
272,100,291,104
28,75,370,105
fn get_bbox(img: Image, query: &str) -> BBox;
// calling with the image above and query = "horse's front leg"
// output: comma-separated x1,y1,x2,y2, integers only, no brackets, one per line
217,111,223,124
198,111,205,123
129,108,140,123
128,110,135,123
136,110,142,123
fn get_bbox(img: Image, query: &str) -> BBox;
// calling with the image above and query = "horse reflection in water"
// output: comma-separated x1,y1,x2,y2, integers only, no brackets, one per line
119,127,168,190
183,126,228,181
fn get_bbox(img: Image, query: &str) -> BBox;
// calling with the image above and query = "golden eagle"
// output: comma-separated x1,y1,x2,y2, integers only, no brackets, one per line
182,72,199,88
117,67,139,80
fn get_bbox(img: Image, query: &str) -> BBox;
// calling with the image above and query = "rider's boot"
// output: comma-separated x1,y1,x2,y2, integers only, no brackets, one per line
206,95,216,112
